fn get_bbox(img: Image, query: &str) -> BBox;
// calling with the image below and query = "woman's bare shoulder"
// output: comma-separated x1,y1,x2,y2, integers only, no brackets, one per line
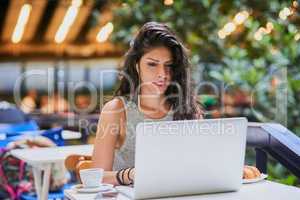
100,97,126,120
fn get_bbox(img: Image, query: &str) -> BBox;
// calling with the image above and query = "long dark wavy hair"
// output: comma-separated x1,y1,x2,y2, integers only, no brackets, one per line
114,22,203,120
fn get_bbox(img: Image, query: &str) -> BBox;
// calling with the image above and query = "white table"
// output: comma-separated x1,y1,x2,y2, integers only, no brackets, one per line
64,180,300,200
11,144,93,200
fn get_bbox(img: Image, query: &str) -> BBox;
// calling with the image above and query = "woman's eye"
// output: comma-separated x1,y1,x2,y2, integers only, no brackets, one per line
147,62,157,67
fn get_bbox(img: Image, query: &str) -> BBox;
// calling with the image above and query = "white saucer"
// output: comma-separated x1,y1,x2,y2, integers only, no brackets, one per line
242,173,268,184
71,183,114,193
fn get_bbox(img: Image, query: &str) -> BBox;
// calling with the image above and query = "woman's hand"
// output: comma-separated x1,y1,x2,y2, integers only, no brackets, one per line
243,165,261,179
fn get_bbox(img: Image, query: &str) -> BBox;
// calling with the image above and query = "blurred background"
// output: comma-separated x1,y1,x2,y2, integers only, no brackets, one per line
0,0,299,186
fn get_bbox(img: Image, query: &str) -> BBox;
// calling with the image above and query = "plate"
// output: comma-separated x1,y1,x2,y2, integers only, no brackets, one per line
242,173,268,184
71,183,114,193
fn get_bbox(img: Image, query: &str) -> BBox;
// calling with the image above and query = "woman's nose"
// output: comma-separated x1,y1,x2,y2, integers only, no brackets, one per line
157,66,167,79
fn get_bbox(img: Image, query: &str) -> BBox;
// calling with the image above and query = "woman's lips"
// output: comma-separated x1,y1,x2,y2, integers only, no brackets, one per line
153,82,166,87
152,82,168,91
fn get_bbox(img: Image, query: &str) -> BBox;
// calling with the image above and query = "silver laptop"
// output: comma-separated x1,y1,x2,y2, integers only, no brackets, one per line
117,117,248,199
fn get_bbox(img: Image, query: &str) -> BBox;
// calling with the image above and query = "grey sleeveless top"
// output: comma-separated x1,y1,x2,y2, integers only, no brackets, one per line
112,96,174,171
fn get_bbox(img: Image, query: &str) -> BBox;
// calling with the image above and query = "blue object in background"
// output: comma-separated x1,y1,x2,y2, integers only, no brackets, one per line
0,120,39,134
41,127,64,146
0,127,64,147
0,103,30,124
20,183,72,200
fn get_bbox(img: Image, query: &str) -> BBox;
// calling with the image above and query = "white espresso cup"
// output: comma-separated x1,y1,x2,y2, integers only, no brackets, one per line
79,168,104,188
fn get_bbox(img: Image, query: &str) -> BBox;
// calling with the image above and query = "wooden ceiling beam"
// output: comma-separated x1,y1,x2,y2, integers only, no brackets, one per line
0,42,121,57
44,0,71,42
86,4,113,43
1,0,26,42
22,0,47,42
65,0,94,42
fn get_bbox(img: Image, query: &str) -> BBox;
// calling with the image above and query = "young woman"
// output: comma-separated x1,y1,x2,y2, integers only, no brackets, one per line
92,22,260,186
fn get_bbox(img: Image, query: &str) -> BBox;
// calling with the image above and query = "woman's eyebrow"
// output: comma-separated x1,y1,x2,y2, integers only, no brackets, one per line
146,58,159,62
146,58,173,63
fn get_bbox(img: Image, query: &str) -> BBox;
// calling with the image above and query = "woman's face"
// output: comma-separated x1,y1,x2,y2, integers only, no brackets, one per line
137,46,173,96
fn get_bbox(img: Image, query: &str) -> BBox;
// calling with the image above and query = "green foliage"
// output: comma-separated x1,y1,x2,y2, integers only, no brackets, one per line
267,160,299,186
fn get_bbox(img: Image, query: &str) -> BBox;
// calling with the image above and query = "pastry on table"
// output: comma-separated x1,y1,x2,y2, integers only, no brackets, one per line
243,165,261,179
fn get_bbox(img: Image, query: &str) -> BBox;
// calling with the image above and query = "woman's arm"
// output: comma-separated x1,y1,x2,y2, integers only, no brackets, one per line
92,98,129,185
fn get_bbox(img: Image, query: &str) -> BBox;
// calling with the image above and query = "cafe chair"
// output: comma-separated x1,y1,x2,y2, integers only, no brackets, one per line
65,154,93,183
